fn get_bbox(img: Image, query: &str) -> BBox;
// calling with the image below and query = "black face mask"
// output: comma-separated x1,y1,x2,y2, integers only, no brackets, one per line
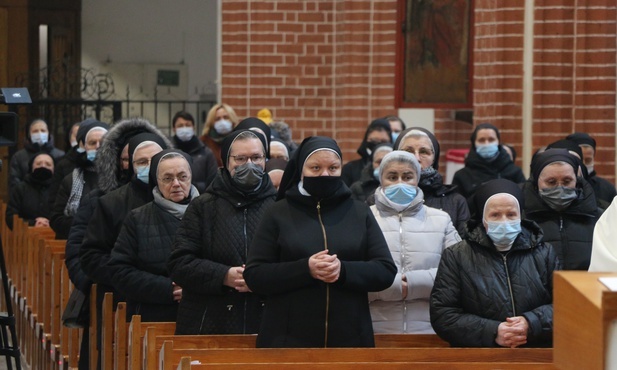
232,162,265,192
31,167,53,182
302,176,343,200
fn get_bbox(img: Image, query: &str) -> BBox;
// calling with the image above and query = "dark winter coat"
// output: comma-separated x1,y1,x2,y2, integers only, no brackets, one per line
65,190,101,292
452,147,526,200
168,170,276,335
522,179,601,270
349,164,379,203
5,173,52,230
430,220,559,347
172,135,218,193
419,171,470,234
80,179,153,303
587,171,617,207
50,156,99,239
109,200,184,322
341,158,368,187
9,139,64,189
244,185,397,348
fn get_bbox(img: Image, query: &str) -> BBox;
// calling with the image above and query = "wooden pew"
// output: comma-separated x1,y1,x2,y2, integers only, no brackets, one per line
115,301,128,370
157,340,553,370
127,318,175,370
89,284,98,370
175,362,555,370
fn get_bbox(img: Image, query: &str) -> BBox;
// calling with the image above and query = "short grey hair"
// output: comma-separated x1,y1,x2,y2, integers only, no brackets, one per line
378,150,421,184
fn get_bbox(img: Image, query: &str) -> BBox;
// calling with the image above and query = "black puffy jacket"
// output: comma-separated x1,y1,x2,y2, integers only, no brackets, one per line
522,179,601,270
452,147,526,200
168,170,276,335
587,172,617,207
419,171,470,234
430,220,559,347
109,199,185,322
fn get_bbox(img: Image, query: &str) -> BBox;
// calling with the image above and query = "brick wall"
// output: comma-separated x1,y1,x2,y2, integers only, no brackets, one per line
222,0,616,182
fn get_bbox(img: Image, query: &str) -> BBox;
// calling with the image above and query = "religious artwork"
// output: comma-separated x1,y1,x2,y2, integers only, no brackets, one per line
402,0,472,106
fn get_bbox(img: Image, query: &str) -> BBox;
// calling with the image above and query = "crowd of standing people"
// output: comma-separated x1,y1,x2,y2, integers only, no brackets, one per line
5,105,616,369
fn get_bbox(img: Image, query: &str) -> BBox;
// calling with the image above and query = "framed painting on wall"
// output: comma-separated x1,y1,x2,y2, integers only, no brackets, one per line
396,0,473,108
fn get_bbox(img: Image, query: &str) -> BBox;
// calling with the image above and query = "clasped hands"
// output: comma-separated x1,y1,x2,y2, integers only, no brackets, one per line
225,264,252,292
496,316,529,348
309,250,340,283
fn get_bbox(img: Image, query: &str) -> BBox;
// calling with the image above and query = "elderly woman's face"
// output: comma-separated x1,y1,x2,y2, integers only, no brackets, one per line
483,194,520,226
32,154,54,172
157,157,192,202
227,138,266,177
381,161,418,187
538,163,576,191
400,136,435,170
302,150,342,178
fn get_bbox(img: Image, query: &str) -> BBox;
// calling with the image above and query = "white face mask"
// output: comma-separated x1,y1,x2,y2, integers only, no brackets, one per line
214,119,233,135
175,127,194,142
31,132,49,145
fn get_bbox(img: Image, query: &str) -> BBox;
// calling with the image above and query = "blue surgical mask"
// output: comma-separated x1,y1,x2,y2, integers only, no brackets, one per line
176,127,194,142
31,132,49,145
76,147,86,153
485,219,521,251
86,150,97,162
214,119,233,135
384,183,417,205
476,143,499,159
135,165,150,184
392,132,400,142
373,168,380,180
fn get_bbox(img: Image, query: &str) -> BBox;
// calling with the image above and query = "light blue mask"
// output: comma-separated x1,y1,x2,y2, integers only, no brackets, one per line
392,132,400,142
135,165,150,184
384,183,417,205
476,143,499,159
86,150,97,162
76,147,86,153
373,168,380,180
485,219,521,251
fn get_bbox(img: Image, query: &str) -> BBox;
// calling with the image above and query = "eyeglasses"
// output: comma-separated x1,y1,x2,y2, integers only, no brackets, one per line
133,158,151,167
229,154,265,165
403,147,434,159
159,174,191,185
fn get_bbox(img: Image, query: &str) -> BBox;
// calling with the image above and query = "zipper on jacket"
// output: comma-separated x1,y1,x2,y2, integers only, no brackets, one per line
399,212,407,334
559,216,563,231
316,201,330,347
198,308,208,334
242,208,248,334
501,254,516,316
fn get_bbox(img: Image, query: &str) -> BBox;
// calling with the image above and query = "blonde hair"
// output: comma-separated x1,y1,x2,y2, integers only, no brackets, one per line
202,103,240,136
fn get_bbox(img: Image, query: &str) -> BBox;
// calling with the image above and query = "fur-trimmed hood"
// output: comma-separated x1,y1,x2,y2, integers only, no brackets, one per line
96,117,172,194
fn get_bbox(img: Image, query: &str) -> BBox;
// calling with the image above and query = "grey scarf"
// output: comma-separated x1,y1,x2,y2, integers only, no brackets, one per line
152,185,200,219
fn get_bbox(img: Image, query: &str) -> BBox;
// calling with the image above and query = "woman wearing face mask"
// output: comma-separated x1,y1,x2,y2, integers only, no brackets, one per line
395,127,470,233
171,111,218,193
200,103,240,167
341,118,393,187
6,152,55,230
349,143,392,203
452,123,525,200
109,149,199,322
368,151,460,334
243,137,396,348
522,148,601,270
49,121,109,239
9,118,65,190
430,179,559,347
168,129,277,335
